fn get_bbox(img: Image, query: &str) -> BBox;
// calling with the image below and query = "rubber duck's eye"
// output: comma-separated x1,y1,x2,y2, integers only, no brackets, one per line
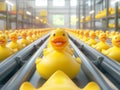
53,34,56,36
63,34,65,36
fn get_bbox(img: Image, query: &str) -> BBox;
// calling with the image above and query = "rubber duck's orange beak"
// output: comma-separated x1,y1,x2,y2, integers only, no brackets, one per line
0,39,6,45
11,36,18,41
115,40,120,45
51,37,67,47
0,36,7,46
101,36,106,40
22,34,27,38
100,35,107,42
91,34,96,39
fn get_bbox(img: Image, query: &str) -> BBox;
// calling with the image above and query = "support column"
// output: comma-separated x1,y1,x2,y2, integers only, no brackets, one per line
93,0,95,30
6,4,9,30
16,0,19,29
105,0,109,31
82,0,86,29
76,0,80,29
115,2,118,31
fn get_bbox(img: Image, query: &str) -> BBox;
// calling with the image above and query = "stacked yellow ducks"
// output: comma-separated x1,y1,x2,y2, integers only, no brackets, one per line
20,28,100,90
0,34,13,61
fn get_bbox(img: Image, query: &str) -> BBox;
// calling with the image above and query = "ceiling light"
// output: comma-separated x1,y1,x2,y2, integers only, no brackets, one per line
26,11,31,15
36,17,39,19
81,16,84,19
5,0,14,6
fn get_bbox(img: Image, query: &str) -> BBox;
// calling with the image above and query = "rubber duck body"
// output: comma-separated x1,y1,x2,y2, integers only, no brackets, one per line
8,33,23,52
27,31,34,43
36,28,81,79
87,31,97,46
0,34,13,61
78,30,83,40
82,31,89,42
93,33,109,52
19,32,29,47
102,35,120,62
20,70,100,90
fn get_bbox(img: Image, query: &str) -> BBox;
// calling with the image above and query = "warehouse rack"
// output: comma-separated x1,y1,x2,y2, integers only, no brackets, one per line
0,0,47,30
78,0,120,31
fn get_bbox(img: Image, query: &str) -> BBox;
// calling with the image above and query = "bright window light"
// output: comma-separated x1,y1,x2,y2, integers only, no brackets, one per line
53,0,65,6
112,0,120,4
71,15,76,25
26,11,31,15
86,1,91,6
70,0,77,6
5,0,14,6
35,0,47,7
53,15,64,26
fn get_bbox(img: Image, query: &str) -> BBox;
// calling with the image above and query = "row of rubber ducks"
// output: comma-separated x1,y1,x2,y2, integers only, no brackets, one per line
20,28,100,90
67,29,120,62
81,7,120,22
0,29,50,62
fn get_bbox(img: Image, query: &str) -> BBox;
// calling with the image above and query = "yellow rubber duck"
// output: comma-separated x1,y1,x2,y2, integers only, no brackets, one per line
36,28,81,79
0,34,13,61
82,30,89,42
95,30,99,36
20,70,100,90
92,33,110,52
102,35,120,62
87,31,97,46
109,31,116,38
19,31,29,47
78,30,83,40
32,30,38,41
27,31,34,43
7,32,23,52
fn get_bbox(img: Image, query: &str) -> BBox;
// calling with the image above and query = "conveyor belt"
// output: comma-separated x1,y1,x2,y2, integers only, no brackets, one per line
69,34,120,89
1,39,49,90
0,34,49,89
1,37,118,90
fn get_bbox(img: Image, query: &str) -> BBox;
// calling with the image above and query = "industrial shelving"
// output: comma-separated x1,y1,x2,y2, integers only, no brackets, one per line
0,0,47,30
78,0,120,31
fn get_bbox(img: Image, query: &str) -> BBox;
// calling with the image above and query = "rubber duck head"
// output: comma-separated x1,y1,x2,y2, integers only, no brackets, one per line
99,33,107,42
9,32,18,42
49,28,68,50
112,35,120,47
0,34,7,46
28,31,32,37
0,31,3,34
90,31,96,39
79,30,83,36
21,31,27,39
95,30,99,36
84,30,89,37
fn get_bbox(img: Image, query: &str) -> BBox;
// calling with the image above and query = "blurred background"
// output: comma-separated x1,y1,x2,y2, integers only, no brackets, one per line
0,0,120,31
